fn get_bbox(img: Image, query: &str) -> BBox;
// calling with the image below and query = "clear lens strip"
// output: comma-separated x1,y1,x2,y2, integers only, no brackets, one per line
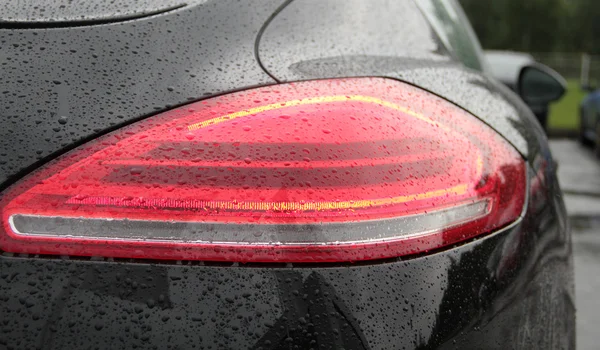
9,200,490,245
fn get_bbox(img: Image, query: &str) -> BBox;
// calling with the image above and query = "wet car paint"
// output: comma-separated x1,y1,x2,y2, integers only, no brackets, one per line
1,0,190,25
0,0,574,348
258,0,547,162
0,171,574,349
0,0,280,189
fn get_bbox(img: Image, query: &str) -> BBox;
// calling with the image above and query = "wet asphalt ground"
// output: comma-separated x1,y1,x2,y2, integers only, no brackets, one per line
549,139,600,350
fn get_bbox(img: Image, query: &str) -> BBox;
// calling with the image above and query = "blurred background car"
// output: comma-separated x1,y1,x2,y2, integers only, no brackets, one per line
580,86,600,155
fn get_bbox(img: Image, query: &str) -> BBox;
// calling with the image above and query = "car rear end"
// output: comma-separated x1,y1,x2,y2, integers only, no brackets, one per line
0,0,574,349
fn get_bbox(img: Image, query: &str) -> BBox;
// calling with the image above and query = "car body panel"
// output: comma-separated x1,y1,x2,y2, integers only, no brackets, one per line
0,0,575,348
0,0,197,25
0,171,574,349
0,0,280,189
257,0,547,161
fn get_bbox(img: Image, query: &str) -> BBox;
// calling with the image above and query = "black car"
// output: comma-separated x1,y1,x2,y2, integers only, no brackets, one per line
0,0,575,349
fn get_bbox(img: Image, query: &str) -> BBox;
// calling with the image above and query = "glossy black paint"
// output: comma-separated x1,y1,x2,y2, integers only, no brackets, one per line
1,0,189,25
258,0,548,161
0,0,279,189
0,170,574,349
0,0,574,348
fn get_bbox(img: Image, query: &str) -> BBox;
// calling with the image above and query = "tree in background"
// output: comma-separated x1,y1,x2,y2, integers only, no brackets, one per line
571,0,600,54
459,0,600,54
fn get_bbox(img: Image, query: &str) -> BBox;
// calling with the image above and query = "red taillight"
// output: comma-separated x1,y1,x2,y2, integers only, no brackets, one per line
0,78,525,262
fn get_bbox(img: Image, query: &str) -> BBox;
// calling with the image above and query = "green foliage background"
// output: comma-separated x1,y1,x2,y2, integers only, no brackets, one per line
459,0,600,54
459,0,600,130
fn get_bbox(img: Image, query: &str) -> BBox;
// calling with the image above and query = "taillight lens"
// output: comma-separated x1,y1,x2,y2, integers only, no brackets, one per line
0,78,525,262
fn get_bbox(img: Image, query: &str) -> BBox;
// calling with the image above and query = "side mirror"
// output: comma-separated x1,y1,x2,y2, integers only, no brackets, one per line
518,63,566,105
